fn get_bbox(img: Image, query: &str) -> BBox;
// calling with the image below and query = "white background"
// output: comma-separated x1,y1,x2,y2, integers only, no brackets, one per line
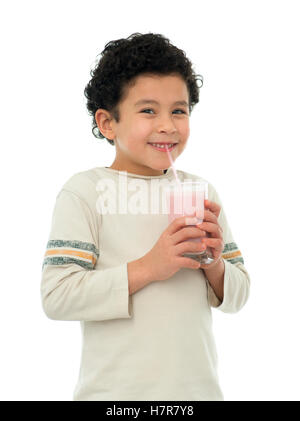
1,0,299,401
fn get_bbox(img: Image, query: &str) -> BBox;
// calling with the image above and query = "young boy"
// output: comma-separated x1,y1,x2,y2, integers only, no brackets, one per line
41,32,250,401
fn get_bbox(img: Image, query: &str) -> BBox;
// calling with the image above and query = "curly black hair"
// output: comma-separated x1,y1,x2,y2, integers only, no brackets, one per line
84,32,203,146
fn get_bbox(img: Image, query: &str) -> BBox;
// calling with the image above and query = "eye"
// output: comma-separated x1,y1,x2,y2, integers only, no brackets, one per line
140,109,186,114
173,109,186,114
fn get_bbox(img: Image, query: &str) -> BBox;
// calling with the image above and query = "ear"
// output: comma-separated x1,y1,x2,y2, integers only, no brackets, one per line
95,109,116,140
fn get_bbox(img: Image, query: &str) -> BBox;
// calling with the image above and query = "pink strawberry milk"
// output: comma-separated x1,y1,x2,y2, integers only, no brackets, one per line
165,148,213,264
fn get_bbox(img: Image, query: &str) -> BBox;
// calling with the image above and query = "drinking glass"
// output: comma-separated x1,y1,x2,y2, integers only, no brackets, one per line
164,181,214,265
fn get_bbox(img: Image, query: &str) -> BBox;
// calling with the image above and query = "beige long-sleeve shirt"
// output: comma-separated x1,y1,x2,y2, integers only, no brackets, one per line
41,166,250,401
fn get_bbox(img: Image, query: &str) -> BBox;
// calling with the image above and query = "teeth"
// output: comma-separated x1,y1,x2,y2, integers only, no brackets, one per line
151,143,174,149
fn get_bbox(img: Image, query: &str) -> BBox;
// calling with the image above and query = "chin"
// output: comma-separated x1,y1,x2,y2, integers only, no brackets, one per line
148,164,166,171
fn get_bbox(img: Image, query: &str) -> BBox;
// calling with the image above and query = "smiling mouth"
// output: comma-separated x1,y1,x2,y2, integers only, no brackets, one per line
148,143,177,151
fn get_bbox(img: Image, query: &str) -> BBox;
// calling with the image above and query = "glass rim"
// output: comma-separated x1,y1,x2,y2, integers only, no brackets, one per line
163,181,207,189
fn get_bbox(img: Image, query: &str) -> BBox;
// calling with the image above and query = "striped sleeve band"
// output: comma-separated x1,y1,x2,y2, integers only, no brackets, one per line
42,239,99,270
222,242,244,265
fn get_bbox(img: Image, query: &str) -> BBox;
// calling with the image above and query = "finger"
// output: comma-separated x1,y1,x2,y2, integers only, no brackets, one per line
203,209,219,224
177,256,201,270
196,222,223,238
167,213,198,236
174,240,206,256
204,200,221,218
202,237,224,252
171,226,206,245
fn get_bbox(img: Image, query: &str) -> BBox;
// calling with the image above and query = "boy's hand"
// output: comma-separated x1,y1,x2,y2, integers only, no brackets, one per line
196,199,224,269
141,214,207,282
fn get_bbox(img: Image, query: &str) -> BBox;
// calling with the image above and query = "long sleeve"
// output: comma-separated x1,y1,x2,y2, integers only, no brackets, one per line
205,183,251,313
40,188,132,321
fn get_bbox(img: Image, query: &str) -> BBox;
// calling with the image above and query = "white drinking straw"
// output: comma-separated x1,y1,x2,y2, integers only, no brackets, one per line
166,147,182,190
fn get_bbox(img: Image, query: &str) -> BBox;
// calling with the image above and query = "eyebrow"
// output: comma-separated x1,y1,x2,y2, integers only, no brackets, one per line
134,99,189,107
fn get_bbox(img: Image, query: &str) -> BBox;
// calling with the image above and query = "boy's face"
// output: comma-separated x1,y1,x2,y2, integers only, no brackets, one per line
96,73,190,176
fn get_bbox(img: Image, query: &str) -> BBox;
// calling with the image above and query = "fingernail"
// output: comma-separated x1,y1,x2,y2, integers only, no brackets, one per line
185,217,199,225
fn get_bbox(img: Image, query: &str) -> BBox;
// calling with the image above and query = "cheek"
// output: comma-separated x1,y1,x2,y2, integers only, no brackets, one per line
180,120,190,137
178,123,190,150
132,118,152,134
128,120,152,142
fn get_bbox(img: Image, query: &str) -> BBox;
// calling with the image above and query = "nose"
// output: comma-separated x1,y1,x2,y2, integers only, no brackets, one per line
156,114,177,134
